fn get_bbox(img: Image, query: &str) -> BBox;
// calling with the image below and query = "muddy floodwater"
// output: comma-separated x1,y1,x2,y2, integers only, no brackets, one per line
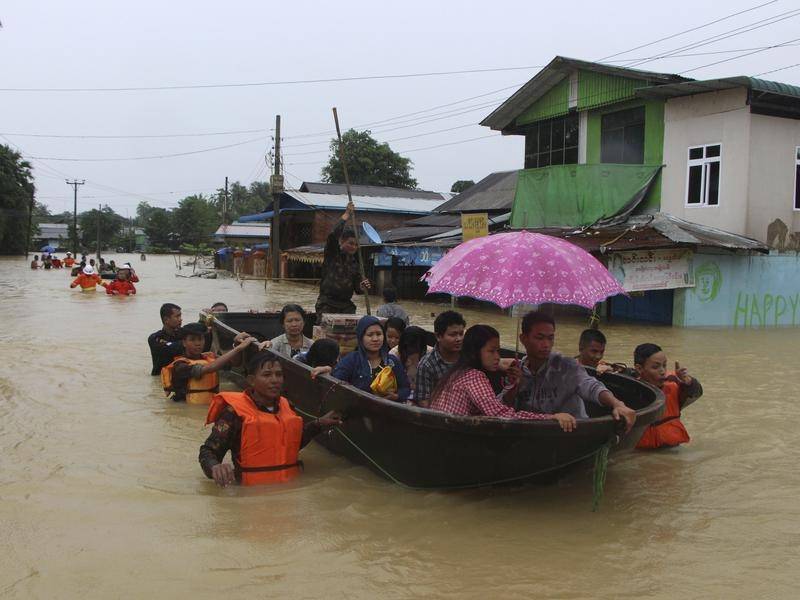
1,254,798,599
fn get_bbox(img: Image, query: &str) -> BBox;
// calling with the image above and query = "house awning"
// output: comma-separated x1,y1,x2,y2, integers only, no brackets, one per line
510,164,662,229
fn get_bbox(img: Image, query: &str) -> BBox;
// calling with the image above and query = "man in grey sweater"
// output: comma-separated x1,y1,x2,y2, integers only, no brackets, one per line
508,311,636,432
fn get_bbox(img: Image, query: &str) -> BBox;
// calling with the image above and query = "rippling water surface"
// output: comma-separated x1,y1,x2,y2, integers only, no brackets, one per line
1,254,797,598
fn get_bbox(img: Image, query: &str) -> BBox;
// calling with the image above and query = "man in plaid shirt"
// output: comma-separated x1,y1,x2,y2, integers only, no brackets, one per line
414,311,466,406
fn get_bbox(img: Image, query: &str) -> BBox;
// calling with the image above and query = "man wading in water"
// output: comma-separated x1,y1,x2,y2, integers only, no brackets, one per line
315,201,371,319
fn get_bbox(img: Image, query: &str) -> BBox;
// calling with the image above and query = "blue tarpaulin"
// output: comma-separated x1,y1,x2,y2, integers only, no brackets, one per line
375,245,446,267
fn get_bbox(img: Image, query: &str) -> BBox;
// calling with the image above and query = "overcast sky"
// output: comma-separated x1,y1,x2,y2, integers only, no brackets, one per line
2,0,799,215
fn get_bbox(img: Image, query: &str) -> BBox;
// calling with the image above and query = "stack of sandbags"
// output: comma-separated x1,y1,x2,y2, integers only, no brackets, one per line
317,314,386,355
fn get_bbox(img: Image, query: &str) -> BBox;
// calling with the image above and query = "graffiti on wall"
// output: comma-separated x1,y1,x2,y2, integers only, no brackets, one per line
733,292,800,327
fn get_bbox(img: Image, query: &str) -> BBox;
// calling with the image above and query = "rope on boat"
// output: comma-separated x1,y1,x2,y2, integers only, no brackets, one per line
591,438,613,512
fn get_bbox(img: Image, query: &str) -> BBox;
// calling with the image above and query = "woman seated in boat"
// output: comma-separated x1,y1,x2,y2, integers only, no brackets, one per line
633,343,703,450
261,304,313,358
296,338,340,379
332,315,410,402
429,324,577,431
199,351,342,487
388,326,431,401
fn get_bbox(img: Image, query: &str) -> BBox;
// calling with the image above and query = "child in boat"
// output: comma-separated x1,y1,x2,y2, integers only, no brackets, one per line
70,265,103,291
633,343,703,450
429,324,577,430
384,317,406,352
389,326,431,401
296,338,341,379
161,323,260,404
332,315,410,402
103,269,136,295
199,351,341,487
262,304,313,358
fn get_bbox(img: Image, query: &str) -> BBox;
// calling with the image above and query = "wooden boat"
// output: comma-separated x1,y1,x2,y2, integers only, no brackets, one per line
206,311,665,490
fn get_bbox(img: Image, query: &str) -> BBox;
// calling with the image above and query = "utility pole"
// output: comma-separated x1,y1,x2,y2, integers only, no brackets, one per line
223,176,229,226
66,179,85,255
270,115,283,279
96,204,102,263
25,187,34,258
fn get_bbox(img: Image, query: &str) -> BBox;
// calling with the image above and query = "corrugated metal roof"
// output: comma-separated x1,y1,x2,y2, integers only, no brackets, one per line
377,226,454,242
284,190,447,214
36,223,70,237
213,223,271,238
433,170,518,213
637,76,800,101
481,56,688,131
299,181,452,200
405,214,462,227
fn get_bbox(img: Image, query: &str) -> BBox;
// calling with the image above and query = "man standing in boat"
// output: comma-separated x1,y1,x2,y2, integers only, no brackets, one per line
315,201,370,320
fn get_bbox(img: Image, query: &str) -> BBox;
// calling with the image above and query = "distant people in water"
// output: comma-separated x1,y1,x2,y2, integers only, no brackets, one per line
506,312,636,432
140,253,147,261
148,303,184,376
332,315,410,402
315,201,371,319
118,263,139,283
70,265,103,291
415,310,466,407
63,253,75,268
103,269,136,295
30,255,40,269
263,304,313,358
42,254,52,269
375,286,410,325
199,351,341,487
633,343,703,450
51,256,63,269
161,323,257,404
384,317,406,351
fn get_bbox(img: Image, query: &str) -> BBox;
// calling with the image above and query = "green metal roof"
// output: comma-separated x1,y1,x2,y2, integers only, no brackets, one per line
636,76,800,101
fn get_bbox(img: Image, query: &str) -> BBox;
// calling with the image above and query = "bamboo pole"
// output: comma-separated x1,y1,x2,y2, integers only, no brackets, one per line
332,107,371,315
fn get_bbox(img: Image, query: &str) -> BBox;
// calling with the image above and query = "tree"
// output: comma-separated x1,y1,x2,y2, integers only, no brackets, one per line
78,206,123,250
173,194,219,245
212,180,270,223
143,207,173,248
0,144,35,254
450,180,475,194
321,129,417,189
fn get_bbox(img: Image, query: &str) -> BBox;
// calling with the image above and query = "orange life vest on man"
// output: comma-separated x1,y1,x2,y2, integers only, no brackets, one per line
206,392,304,485
636,378,690,449
161,353,219,404
71,272,102,290
64,257,75,268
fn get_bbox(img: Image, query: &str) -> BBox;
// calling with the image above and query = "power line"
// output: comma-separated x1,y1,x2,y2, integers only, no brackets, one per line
753,62,800,76
680,36,800,73
0,65,546,93
0,127,270,139
598,0,778,61
28,135,267,162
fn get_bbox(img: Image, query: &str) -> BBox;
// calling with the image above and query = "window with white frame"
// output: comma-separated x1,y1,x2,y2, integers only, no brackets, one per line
794,146,800,210
686,144,721,206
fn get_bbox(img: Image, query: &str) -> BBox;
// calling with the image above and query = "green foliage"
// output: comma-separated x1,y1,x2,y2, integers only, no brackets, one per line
450,180,475,194
0,144,35,254
142,207,173,248
173,194,218,245
78,206,123,249
212,180,270,223
321,129,417,189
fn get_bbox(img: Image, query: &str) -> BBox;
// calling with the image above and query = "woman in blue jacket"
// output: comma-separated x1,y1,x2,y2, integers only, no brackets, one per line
332,315,410,402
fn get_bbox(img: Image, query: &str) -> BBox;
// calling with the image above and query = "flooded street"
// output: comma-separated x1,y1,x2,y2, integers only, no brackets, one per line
1,254,798,599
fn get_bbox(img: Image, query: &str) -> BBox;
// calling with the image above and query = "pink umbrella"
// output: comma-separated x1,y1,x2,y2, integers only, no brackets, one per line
422,231,625,309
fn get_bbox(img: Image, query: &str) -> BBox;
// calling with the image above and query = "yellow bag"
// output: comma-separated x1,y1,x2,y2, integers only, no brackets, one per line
370,365,398,395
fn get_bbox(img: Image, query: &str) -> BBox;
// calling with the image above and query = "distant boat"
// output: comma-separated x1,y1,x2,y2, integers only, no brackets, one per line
206,311,665,490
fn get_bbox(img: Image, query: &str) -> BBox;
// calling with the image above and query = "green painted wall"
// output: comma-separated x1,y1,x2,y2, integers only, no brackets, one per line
585,98,665,210
516,78,570,126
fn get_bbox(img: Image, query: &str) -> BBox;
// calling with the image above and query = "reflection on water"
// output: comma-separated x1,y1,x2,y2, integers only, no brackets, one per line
0,254,797,598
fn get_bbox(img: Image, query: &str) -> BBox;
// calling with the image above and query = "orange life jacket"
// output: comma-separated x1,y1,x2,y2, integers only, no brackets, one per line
161,353,219,404
206,392,304,485
636,377,690,449
64,257,75,267
72,273,102,290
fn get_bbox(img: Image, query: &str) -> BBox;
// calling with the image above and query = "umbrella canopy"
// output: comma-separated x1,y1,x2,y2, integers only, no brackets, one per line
40,245,56,253
423,231,625,309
